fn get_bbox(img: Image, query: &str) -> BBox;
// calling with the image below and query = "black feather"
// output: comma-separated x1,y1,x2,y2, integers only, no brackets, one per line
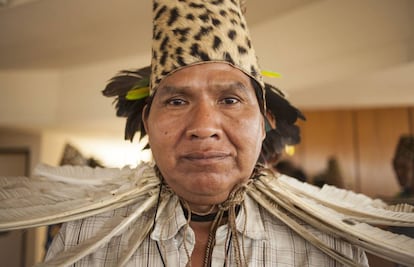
265,83,305,123
102,66,151,142
261,83,306,162
102,66,151,97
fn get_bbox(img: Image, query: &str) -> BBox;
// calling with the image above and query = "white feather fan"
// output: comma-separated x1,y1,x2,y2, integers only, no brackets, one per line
1,164,414,266
0,163,159,231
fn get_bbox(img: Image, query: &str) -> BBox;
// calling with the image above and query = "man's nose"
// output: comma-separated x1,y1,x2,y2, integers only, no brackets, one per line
185,102,221,140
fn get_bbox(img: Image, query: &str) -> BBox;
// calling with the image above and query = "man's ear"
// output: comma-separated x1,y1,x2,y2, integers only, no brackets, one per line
262,111,274,142
261,116,266,142
142,105,149,134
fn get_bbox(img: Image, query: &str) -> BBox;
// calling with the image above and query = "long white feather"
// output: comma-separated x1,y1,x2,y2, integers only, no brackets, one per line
33,163,133,185
277,175,414,225
0,163,160,231
117,192,172,267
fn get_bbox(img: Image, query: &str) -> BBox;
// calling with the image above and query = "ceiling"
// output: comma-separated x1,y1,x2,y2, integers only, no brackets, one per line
0,0,320,69
0,0,413,133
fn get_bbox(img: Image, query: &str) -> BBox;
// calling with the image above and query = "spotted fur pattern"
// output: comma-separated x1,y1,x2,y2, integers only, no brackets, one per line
150,0,264,93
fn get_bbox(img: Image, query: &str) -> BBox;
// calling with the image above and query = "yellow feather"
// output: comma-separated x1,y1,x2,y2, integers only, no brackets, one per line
261,70,282,78
125,87,149,100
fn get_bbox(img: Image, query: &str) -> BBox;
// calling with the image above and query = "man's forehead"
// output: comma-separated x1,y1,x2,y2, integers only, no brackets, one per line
156,64,253,91
158,78,253,93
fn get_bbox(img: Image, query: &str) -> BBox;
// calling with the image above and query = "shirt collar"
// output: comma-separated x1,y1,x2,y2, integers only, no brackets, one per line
150,193,267,241
224,194,267,240
150,194,187,241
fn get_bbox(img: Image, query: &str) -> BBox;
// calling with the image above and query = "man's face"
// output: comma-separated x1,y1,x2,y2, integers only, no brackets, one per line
144,63,265,207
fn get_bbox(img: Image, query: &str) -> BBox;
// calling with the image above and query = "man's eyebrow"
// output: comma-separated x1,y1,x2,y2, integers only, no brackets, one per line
157,81,251,95
213,81,251,93
156,85,190,96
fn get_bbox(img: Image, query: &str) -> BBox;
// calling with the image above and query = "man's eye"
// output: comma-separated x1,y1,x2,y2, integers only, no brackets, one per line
220,97,240,105
167,98,186,106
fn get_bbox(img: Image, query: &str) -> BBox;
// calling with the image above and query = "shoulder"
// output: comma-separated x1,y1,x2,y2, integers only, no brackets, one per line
248,193,369,266
70,199,154,239
259,207,367,265
45,198,158,265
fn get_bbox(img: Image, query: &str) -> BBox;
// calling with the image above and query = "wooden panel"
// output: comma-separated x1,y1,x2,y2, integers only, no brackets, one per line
365,253,394,267
410,106,414,134
293,110,357,189
355,107,410,197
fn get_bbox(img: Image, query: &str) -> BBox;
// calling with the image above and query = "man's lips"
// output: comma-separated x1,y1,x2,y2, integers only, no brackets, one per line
181,151,230,161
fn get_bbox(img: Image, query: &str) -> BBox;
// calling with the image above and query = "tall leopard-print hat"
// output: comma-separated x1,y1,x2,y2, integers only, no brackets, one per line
150,0,263,93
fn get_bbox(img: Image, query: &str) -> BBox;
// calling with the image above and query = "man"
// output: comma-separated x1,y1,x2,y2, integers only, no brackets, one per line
389,135,414,246
393,135,414,199
45,0,371,266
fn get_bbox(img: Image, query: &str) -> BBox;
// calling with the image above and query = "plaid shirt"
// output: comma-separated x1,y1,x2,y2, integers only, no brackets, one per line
46,194,369,266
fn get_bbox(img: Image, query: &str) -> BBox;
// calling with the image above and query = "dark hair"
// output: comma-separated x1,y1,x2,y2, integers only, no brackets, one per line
142,95,154,120
250,78,266,115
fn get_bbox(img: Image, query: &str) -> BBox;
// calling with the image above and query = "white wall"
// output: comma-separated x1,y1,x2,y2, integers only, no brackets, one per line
40,130,151,168
0,51,153,167
0,70,59,128
35,53,151,167
57,56,140,129
252,0,414,108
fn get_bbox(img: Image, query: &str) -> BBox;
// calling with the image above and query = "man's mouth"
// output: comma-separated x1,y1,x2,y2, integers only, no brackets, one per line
182,151,230,161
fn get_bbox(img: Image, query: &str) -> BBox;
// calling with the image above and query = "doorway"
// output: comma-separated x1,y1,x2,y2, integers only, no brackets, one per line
0,148,30,267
